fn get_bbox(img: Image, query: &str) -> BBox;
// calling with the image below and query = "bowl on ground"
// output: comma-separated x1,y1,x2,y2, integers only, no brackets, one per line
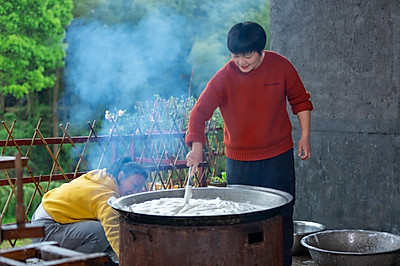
292,220,326,256
300,229,400,266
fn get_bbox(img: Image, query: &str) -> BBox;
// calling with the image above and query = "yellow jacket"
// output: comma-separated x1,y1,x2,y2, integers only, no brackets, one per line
42,169,121,257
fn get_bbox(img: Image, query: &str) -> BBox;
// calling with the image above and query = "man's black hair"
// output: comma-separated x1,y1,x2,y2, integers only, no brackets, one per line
227,21,267,55
107,156,148,186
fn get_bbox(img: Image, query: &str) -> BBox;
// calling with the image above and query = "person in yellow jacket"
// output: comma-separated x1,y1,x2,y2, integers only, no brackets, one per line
31,156,147,259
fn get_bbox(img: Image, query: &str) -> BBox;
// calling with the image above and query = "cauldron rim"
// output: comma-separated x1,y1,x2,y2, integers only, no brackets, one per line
108,185,293,226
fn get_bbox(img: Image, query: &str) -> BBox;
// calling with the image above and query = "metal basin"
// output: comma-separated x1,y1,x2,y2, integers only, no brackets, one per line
292,221,326,255
301,229,400,266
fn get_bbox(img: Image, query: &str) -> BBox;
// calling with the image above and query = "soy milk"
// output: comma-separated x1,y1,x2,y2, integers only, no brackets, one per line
124,197,265,216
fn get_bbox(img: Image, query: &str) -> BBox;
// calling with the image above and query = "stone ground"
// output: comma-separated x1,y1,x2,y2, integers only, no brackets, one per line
292,254,315,266
100,253,400,265
292,253,400,266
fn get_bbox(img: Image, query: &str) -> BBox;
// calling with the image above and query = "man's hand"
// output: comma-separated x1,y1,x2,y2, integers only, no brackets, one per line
297,136,311,160
186,142,203,176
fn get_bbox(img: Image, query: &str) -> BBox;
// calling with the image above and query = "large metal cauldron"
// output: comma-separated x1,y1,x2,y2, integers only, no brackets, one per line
109,185,292,266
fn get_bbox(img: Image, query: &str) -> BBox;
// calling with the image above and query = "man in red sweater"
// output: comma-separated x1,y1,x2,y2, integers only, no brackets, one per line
185,21,313,265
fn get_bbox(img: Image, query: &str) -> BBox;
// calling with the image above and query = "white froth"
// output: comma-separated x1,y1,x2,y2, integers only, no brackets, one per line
124,197,265,216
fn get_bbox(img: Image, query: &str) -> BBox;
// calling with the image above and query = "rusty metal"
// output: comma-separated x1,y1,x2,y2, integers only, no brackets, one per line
114,185,290,265
120,214,282,266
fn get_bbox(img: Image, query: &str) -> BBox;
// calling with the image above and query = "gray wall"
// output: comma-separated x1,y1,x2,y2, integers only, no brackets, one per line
270,0,400,233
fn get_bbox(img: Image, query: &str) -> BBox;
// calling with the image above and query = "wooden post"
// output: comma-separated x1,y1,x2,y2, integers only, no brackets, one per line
14,153,25,226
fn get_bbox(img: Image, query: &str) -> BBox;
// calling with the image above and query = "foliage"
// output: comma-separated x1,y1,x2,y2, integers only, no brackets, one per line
211,171,226,183
0,114,37,143
185,0,271,94
1,181,63,224
0,0,73,99
0,106,64,174
0,238,31,249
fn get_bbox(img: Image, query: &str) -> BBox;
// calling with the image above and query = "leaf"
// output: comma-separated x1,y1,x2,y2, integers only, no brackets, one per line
0,0,73,98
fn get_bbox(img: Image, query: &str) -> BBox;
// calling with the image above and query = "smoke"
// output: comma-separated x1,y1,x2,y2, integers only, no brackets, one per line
61,0,268,124
63,9,190,122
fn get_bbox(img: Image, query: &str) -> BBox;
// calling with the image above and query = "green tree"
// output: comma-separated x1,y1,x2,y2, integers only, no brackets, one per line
0,0,73,115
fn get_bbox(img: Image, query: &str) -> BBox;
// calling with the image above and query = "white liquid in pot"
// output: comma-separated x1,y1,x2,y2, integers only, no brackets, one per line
123,197,265,216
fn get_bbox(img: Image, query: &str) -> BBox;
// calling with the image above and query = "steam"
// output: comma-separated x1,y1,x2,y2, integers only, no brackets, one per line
63,10,189,122
61,1,267,124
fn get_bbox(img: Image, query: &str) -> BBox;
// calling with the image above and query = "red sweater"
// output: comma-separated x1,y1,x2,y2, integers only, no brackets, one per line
185,51,313,161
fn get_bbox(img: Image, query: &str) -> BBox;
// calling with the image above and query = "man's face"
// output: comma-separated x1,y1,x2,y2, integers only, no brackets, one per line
118,174,146,196
231,51,264,73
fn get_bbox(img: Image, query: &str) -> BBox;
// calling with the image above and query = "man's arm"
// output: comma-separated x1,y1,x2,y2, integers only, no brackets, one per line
296,110,311,160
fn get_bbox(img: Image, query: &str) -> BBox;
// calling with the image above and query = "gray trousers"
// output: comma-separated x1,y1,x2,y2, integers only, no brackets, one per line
31,219,111,254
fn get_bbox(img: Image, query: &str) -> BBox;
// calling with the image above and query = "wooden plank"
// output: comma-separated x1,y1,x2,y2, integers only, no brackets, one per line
0,157,28,170
1,223,44,240
38,245,84,259
1,242,110,265
0,256,27,265
42,253,110,266
0,246,37,261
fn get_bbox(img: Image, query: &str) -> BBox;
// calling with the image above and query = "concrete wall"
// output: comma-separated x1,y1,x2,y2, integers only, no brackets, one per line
270,0,400,233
